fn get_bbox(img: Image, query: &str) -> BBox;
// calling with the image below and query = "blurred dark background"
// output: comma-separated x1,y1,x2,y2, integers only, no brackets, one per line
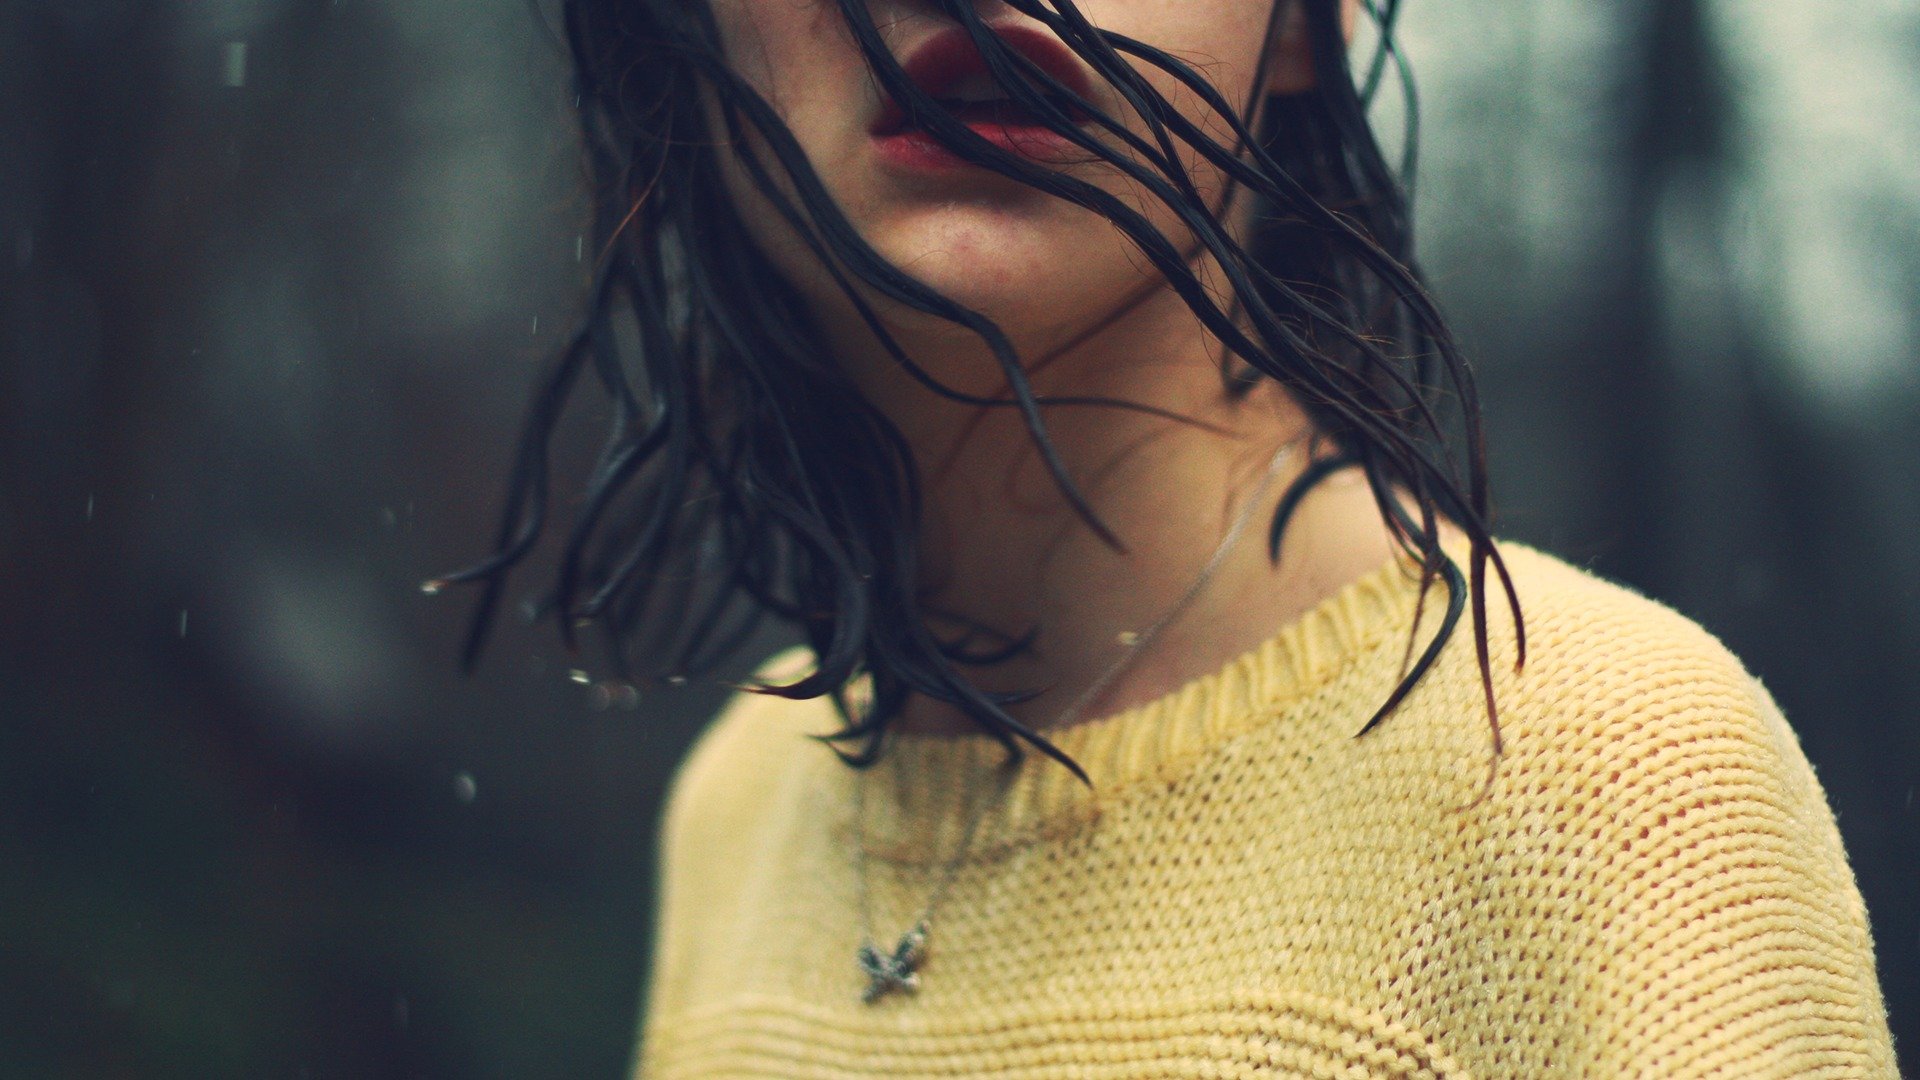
1,1,1913,1077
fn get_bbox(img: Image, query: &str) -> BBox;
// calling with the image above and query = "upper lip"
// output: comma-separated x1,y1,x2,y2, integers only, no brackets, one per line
869,23,1094,136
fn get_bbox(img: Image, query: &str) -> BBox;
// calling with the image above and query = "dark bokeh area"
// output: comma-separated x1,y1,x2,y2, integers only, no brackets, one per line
1,2,1913,1077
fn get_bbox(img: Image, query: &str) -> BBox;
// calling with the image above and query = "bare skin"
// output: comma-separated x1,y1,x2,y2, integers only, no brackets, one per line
709,0,1402,734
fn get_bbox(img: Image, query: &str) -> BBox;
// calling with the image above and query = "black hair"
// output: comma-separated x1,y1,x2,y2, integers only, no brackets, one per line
433,0,1524,783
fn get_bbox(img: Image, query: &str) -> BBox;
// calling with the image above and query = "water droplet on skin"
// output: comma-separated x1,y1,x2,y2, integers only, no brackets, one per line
453,773,478,803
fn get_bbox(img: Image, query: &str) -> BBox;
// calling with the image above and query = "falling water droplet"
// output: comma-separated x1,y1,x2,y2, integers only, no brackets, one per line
178,610,189,638
587,680,642,712
222,41,249,88
568,669,593,685
85,494,94,522
453,772,478,803
575,235,585,262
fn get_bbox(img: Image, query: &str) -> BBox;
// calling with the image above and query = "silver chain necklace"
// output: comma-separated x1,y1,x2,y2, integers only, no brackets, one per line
852,435,1302,1003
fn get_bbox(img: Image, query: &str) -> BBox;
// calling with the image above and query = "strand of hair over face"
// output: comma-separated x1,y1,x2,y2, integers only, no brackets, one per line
432,0,1524,790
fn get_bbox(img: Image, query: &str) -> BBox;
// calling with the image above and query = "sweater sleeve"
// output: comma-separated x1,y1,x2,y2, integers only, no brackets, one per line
1535,666,1897,1078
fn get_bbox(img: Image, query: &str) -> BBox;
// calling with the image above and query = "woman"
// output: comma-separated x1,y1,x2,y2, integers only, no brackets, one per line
437,0,1898,1075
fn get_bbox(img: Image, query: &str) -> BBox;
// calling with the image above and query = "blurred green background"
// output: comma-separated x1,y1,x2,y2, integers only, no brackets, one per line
2,1,1914,1077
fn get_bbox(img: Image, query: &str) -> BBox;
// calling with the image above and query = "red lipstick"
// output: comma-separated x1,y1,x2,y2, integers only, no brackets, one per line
870,24,1095,173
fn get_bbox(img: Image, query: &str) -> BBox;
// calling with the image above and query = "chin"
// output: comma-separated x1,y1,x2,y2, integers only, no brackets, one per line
867,209,1147,341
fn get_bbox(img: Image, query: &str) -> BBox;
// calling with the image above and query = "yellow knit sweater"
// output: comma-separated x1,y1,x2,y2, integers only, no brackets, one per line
635,544,1897,1079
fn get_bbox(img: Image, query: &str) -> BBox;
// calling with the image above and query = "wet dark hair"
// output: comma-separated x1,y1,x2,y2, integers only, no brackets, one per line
434,0,1524,781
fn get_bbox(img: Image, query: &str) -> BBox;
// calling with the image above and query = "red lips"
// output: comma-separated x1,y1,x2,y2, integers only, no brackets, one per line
869,23,1095,138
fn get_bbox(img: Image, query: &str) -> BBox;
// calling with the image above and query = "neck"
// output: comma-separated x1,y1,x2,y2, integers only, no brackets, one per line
829,279,1399,737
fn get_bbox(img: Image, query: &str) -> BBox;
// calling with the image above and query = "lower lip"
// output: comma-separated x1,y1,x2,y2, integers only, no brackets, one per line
873,120,1084,173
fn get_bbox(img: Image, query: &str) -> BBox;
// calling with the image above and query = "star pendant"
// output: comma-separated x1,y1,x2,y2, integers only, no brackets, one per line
857,921,929,1003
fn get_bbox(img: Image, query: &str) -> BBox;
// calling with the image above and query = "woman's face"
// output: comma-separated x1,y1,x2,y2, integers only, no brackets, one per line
705,0,1308,367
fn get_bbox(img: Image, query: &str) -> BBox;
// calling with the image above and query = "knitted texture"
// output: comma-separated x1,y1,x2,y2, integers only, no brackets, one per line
635,544,1897,1079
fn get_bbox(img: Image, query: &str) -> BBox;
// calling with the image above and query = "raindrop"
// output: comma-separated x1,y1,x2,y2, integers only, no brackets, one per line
14,228,31,268
178,610,189,638
568,669,592,685
590,680,643,712
84,494,94,522
419,579,445,596
453,772,478,804
575,235,585,262
380,507,398,529
666,674,688,686
530,315,540,336
222,42,249,88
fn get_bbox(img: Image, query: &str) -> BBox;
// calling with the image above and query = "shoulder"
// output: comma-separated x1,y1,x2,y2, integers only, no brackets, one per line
1485,542,1773,738
1475,543,1832,817
1388,541,1824,842
642,648,848,1033
1433,543,1850,870
1448,546,1895,1073
657,646,842,859
1471,543,1858,927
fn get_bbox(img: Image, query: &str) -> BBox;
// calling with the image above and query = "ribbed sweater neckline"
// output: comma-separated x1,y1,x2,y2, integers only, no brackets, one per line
853,549,1434,866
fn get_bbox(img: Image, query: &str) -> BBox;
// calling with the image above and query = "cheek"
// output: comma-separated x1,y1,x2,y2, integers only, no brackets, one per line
709,0,863,114
1084,0,1277,67
698,5,869,318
